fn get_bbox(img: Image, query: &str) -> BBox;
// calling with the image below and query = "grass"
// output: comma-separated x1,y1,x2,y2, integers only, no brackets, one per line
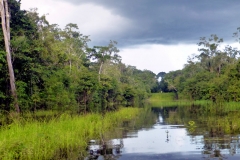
148,93,240,109
148,93,211,107
149,100,211,107
148,93,175,102
0,107,141,160
222,101,240,112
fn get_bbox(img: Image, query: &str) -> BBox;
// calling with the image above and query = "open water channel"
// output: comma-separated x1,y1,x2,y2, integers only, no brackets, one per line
84,105,240,160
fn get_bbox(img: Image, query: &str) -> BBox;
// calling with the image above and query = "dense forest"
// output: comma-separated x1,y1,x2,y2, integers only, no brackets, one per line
3,0,240,115
158,32,240,102
0,0,158,113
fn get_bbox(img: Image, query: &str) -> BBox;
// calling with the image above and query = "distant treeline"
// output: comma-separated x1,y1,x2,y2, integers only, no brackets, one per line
0,0,158,113
157,32,240,102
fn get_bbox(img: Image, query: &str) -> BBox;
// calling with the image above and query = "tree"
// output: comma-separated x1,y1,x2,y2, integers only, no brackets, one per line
62,23,90,73
157,72,166,80
233,27,240,44
88,40,121,81
197,34,223,73
75,70,98,113
0,0,20,112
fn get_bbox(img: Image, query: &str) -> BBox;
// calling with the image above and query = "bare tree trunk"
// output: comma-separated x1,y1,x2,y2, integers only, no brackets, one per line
218,64,221,77
0,0,20,113
3,0,9,38
68,44,72,73
98,61,103,82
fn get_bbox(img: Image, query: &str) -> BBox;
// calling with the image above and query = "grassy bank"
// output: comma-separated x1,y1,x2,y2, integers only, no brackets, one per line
148,93,240,110
148,93,175,102
0,107,140,160
148,93,211,107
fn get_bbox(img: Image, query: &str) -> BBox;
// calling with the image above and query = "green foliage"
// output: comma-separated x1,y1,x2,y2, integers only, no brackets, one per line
148,93,175,106
158,32,240,103
0,2,157,113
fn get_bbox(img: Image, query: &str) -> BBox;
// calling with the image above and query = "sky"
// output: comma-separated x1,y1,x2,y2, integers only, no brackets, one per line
20,0,240,74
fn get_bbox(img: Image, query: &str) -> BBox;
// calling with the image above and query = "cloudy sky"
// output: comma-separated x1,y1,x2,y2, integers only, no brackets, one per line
21,0,240,74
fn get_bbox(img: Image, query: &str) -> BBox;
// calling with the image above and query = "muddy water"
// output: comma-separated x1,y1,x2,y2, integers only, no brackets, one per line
85,106,240,160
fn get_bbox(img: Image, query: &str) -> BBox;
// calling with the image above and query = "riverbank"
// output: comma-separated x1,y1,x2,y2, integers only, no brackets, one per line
148,93,211,107
0,107,141,159
148,93,240,111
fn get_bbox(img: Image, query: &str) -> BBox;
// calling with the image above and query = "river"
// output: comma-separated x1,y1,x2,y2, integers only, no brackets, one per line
84,105,240,160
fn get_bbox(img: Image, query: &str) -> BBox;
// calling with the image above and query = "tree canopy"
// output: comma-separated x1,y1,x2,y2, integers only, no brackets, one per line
158,33,240,102
0,1,158,113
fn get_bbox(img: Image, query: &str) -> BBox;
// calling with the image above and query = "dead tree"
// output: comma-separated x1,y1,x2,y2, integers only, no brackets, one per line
0,0,20,113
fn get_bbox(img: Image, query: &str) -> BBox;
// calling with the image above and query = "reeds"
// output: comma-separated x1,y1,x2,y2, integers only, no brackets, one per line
0,107,140,160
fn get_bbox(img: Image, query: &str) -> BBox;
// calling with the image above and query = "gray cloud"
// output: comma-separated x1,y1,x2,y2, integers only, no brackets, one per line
56,0,240,46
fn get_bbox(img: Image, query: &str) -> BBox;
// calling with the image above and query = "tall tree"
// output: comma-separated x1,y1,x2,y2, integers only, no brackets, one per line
0,0,19,112
62,23,90,73
197,34,223,73
88,40,121,81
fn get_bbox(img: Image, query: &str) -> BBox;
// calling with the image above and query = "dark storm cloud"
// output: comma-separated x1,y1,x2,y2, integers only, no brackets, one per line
57,0,240,46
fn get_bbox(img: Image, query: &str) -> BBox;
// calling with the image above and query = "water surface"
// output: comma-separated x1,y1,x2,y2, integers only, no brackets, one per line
86,105,240,160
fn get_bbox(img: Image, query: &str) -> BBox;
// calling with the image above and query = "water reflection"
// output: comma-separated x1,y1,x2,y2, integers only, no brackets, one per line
85,139,123,160
85,105,240,159
165,130,170,143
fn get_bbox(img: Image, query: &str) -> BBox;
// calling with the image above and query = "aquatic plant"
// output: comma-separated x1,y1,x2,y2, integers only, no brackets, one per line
0,108,140,160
